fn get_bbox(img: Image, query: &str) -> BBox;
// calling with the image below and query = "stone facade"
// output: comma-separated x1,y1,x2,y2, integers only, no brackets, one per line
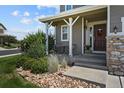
107,35,124,76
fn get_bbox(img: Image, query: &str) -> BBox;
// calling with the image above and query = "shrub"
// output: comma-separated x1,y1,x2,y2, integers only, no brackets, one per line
48,55,59,73
16,55,30,68
26,41,46,59
22,58,35,70
20,31,46,59
31,58,48,74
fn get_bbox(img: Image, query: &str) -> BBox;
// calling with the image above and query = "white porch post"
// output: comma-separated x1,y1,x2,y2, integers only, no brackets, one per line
63,16,79,56
45,23,49,55
69,18,73,56
82,17,84,54
45,21,53,55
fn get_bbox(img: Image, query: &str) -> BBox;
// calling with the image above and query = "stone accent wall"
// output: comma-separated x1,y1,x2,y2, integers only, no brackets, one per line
107,35,124,76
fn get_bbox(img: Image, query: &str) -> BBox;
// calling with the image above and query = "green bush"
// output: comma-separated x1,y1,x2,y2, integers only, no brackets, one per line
20,31,46,59
31,58,48,74
16,56,48,74
22,58,35,70
16,55,30,68
26,41,46,59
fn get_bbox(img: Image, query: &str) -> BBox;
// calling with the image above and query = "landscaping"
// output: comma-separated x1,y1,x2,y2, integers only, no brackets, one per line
0,31,101,88
0,55,37,88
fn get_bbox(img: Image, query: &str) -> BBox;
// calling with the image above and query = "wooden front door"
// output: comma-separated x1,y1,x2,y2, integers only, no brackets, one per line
94,24,106,51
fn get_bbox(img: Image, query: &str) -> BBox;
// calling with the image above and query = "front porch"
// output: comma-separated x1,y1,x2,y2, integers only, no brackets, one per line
39,5,108,68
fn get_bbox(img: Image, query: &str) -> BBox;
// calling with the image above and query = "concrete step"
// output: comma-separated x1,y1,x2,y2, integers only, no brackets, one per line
74,62,108,71
74,60,106,66
73,56,106,63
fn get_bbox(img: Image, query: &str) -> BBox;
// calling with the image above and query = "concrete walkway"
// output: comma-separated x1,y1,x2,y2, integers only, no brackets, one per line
64,66,108,85
0,47,6,50
64,66,124,88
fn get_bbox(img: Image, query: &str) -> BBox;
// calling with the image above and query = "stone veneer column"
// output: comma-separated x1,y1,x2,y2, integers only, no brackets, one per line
107,35,124,76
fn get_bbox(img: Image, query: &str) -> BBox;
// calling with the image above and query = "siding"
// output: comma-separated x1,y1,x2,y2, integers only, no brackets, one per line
60,5,85,12
73,5,85,9
56,17,82,55
110,6,124,33
0,29,4,34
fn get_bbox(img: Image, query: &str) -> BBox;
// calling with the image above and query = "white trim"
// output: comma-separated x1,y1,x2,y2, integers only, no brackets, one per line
54,26,56,45
120,17,124,35
48,21,53,28
45,23,49,55
72,16,80,26
87,20,107,53
82,17,84,54
107,5,110,36
63,19,69,25
39,5,107,22
69,18,73,56
65,5,73,11
61,25,69,41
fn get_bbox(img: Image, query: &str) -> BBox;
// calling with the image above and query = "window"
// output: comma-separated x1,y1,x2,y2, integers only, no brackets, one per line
61,25,69,41
65,5,73,11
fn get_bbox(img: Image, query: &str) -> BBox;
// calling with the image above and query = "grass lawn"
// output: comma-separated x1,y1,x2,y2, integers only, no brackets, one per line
0,55,38,88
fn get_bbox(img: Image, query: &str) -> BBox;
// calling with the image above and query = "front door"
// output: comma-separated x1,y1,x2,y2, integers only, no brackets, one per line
94,24,106,51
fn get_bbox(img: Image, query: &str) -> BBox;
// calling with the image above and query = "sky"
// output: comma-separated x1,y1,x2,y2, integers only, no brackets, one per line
0,5,59,40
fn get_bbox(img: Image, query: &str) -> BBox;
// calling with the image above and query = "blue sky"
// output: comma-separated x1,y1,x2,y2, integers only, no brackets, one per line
0,5,59,40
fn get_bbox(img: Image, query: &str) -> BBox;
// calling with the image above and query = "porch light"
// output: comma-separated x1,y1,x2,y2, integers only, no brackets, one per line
113,26,118,34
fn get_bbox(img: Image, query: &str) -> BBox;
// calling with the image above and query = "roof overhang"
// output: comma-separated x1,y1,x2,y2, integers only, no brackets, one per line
39,5,107,23
0,23,7,30
0,34,7,36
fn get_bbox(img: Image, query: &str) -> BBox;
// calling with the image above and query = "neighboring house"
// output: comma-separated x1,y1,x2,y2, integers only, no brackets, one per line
0,23,7,45
39,5,124,76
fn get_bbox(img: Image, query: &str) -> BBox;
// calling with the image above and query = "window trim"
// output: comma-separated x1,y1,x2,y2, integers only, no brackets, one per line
65,5,73,11
61,25,69,41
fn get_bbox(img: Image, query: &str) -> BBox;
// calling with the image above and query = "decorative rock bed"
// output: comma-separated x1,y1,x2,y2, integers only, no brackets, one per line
16,67,100,88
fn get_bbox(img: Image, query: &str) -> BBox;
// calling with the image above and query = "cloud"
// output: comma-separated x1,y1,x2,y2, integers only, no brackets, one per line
34,15,45,22
20,18,32,25
11,10,19,16
23,11,30,17
37,5,59,14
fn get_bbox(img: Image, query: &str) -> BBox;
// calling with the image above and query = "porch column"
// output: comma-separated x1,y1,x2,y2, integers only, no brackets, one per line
63,16,79,56
69,18,73,56
45,21,53,55
45,23,49,55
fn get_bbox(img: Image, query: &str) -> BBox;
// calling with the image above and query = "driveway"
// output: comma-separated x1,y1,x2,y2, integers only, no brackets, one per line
0,48,21,56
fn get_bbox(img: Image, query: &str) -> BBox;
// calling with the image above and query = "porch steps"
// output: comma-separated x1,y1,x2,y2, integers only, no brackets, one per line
74,62,108,71
73,54,107,70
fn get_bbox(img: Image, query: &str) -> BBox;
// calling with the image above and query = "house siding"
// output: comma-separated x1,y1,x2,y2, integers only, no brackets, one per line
0,29,4,34
55,17,82,55
110,6,124,33
60,5,85,12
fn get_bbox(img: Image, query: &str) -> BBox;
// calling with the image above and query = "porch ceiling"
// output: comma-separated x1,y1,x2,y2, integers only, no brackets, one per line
52,8,107,26
39,5,107,25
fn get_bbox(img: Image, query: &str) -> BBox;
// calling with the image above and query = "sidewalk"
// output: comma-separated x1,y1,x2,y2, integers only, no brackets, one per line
0,47,18,51
0,53,21,58
64,66,124,88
